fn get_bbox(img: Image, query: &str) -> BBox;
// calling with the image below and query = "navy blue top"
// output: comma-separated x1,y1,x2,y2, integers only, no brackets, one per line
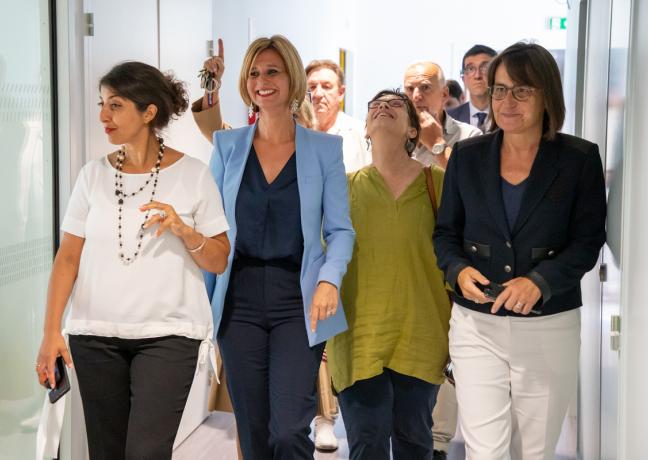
234,146,304,266
501,177,528,232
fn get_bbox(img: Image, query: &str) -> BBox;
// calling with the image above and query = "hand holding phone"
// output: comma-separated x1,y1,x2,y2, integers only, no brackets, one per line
43,356,70,403
482,282,505,301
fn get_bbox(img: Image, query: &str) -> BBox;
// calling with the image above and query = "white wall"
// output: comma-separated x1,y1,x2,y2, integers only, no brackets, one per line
83,0,214,164
214,0,568,125
213,0,354,127
350,0,568,119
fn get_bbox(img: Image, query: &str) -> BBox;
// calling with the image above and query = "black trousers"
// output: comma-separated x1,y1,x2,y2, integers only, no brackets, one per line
339,368,440,460
218,259,325,460
69,334,200,460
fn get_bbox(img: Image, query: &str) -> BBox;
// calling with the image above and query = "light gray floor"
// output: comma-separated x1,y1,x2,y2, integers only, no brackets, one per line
173,411,576,460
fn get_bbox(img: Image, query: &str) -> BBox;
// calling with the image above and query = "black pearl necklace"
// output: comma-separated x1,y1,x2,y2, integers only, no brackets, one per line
114,137,165,264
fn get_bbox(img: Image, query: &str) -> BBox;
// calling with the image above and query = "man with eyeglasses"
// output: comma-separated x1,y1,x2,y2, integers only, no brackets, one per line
403,61,481,170
448,44,498,131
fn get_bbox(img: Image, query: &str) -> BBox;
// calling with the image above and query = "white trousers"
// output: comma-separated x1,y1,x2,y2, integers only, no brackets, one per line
449,305,580,460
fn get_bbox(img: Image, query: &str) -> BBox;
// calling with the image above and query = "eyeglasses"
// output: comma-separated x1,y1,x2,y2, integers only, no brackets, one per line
462,62,490,77
368,98,407,110
489,84,537,102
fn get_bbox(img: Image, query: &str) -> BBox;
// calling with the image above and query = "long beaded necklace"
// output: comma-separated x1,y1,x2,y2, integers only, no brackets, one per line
114,137,165,264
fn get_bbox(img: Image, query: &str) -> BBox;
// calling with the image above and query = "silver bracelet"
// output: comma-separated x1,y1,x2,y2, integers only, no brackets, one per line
187,235,207,253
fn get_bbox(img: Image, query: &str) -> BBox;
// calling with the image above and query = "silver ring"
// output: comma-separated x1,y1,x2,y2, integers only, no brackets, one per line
515,302,524,308
159,211,166,220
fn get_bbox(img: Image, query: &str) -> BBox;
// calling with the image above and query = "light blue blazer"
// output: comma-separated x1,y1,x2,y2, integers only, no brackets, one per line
204,123,355,346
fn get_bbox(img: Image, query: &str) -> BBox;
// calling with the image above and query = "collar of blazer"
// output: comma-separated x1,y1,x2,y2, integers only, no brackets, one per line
224,120,308,198
480,130,559,239
222,121,317,245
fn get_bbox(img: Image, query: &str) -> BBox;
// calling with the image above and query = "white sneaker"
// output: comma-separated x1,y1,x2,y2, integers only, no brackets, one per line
314,416,339,451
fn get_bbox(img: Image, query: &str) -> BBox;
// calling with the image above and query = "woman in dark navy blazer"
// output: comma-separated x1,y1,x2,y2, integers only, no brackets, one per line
433,43,606,459
203,35,354,460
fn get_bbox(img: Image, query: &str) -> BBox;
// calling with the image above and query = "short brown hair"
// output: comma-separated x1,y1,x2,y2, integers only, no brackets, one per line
305,59,345,86
239,35,306,113
487,42,565,140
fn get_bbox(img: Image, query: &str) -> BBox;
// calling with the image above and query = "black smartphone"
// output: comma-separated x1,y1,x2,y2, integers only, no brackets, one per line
44,356,71,404
481,282,505,301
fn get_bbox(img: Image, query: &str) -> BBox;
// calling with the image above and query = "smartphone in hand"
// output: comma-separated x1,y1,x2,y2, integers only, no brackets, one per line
43,356,70,403
479,282,505,301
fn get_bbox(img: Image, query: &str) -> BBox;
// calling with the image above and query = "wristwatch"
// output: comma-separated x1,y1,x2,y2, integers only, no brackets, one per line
431,143,447,155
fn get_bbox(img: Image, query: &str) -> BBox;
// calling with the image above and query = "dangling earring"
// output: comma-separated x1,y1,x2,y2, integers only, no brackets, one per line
405,139,416,154
366,138,372,150
248,102,255,119
290,99,299,116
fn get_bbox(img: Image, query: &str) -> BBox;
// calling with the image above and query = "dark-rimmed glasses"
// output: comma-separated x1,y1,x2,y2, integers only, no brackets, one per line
368,98,407,110
461,61,490,77
489,84,538,102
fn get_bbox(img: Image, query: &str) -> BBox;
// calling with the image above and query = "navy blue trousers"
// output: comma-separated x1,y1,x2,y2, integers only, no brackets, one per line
338,368,440,460
217,259,325,460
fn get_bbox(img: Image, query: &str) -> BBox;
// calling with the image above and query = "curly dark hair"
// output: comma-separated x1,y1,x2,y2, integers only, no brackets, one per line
99,61,188,132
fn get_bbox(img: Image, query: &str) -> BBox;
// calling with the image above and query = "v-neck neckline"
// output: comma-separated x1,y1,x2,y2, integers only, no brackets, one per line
252,147,296,187
369,166,425,202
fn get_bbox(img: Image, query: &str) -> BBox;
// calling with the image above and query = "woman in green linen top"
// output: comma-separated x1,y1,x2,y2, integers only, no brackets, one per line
327,89,451,460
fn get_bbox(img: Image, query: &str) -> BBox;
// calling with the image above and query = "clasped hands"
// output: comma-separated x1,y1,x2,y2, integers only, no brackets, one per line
457,266,541,315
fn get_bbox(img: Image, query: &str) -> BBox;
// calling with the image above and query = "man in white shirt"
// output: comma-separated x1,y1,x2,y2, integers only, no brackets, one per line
403,61,481,170
448,44,498,131
306,60,371,172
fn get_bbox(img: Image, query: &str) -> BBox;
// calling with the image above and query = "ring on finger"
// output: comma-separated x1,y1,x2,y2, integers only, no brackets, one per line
158,210,166,220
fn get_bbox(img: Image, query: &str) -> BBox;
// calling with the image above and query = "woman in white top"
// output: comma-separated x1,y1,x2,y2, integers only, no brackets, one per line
35,61,230,460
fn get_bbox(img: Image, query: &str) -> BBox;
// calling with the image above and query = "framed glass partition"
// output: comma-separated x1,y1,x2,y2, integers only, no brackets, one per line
0,0,56,458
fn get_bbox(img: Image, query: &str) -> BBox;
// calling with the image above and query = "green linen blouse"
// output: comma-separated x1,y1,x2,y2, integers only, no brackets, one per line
328,165,451,393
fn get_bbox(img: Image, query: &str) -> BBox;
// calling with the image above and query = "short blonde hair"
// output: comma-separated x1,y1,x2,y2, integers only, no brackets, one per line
239,35,306,113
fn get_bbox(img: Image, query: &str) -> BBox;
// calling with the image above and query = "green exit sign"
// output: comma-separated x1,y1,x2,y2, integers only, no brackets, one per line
547,16,567,30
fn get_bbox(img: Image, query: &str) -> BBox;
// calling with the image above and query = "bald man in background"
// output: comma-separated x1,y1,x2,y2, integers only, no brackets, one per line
403,61,481,460
404,61,480,170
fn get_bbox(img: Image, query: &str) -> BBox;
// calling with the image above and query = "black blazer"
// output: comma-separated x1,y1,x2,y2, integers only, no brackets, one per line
433,130,607,316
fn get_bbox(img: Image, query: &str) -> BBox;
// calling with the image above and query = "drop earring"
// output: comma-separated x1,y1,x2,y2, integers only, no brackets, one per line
290,99,299,115
406,139,416,153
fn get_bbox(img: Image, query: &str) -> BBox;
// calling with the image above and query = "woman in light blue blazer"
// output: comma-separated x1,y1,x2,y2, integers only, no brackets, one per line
203,35,354,459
